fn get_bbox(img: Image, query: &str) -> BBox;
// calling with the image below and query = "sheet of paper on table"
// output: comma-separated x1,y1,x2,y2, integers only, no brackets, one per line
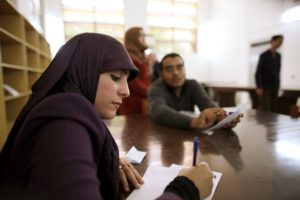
125,146,146,164
127,164,222,200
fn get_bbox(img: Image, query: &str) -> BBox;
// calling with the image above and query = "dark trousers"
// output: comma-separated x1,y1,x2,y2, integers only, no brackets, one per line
259,88,279,112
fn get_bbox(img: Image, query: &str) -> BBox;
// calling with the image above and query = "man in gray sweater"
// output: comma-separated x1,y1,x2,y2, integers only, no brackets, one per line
148,53,241,129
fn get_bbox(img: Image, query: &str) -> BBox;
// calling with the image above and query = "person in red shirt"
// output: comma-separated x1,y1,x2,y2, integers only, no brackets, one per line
119,27,151,114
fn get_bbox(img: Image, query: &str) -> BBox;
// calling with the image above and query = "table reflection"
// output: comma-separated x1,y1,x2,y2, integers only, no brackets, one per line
200,130,244,173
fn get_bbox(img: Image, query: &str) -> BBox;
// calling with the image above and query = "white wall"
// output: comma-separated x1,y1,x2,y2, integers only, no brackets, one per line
43,0,65,57
193,0,248,85
280,20,300,88
124,0,147,31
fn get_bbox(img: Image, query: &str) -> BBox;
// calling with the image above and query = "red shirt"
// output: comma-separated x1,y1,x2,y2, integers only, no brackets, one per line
119,59,150,114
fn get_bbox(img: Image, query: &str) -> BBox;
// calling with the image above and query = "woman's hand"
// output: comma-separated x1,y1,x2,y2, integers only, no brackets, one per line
179,162,214,200
119,157,144,192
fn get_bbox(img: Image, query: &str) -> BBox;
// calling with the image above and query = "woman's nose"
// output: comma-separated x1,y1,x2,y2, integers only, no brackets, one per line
120,81,130,98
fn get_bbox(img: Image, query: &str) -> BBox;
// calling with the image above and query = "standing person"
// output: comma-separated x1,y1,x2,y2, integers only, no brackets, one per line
0,33,213,200
119,27,151,114
148,53,242,129
255,35,284,112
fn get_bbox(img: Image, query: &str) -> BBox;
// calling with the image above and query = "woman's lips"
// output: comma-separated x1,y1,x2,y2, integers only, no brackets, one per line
112,102,121,109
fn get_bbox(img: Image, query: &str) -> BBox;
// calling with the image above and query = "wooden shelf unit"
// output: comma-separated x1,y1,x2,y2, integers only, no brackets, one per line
0,0,51,150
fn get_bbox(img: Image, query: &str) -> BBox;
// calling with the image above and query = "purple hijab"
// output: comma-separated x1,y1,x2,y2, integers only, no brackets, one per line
0,33,138,169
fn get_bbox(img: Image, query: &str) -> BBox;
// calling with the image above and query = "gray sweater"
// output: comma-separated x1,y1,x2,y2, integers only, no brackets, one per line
148,79,217,129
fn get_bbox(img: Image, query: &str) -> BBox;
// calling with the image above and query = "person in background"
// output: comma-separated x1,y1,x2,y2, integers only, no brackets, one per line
119,27,151,114
0,33,213,200
255,35,284,112
148,53,242,129
147,52,160,82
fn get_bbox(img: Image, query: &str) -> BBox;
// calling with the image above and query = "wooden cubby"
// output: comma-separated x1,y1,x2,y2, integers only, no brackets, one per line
0,0,51,150
27,71,40,89
26,47,40,68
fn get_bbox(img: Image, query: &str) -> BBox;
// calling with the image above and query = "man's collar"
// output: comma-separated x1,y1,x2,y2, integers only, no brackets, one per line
163,80,187,97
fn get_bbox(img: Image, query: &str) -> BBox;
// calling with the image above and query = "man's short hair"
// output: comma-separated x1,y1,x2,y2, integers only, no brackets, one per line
271,35,284,42
159,53,184,71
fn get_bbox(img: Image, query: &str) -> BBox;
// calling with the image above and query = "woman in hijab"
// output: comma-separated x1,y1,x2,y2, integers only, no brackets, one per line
0,33,213,200
119,27,151,114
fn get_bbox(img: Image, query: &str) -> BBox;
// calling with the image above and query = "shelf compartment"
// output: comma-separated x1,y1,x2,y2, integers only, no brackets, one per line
4,91,31,101
25,21,39,47
0,0,18,14
0,14,25,40
26,47,40,68
28,71,40,90
39,36,51,54
0,27,24,44
5,96,27,125
3,67,27,94
40,55,50,69
0,66,7,139
1,41,26,66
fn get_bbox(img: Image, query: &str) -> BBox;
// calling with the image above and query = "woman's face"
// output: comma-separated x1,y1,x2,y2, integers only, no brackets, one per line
94,70,130,119
138,29,147,48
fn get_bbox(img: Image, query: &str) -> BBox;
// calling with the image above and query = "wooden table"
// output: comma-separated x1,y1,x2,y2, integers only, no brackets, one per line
106,110,300,200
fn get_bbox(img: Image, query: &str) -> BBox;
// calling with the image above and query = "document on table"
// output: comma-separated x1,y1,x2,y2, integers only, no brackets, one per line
127,164,222,200
204,104,246,134
125,146,146,164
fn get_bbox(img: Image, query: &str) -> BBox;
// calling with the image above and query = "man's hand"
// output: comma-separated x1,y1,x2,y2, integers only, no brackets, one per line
190,108,226,129
222,113,243,129
119,157,144,192
256,88,263,96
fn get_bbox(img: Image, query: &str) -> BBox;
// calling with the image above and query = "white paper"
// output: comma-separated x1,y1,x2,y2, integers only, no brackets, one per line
127,164,222,200
204,104,246,134
125,146,146,164
206,171,222,200
3,84,19,96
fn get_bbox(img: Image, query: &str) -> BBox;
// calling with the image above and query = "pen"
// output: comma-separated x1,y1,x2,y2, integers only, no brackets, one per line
193,136,199,166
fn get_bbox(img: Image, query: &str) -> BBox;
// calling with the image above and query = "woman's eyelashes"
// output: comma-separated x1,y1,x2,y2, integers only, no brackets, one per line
110,74,121,82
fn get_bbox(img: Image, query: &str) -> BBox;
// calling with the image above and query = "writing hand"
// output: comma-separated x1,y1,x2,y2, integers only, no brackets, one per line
179,162,214,200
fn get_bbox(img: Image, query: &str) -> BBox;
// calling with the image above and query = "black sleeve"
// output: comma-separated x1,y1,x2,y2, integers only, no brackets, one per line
164,176,200,200
255,54,264,88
